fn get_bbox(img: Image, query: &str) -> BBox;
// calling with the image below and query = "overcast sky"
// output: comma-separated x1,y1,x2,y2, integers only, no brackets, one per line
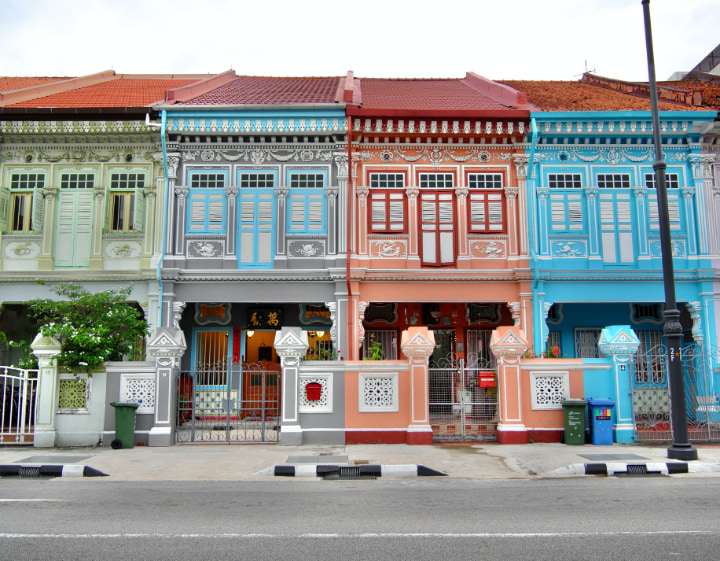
1,0,718,82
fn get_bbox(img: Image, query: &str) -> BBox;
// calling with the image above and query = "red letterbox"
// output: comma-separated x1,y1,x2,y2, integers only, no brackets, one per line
305,382,322,401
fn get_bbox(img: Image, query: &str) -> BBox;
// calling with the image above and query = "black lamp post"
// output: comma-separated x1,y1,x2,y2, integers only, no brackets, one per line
642,0,698,461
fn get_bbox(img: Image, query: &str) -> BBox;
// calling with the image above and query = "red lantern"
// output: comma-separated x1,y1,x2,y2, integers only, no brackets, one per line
305,382,322,401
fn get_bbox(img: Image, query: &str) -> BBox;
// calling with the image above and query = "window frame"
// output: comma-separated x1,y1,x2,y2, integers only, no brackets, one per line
7,172,45,233
107,170,146,233
368,190,406,234
186,170,228,235
419,190,456,266
467,173,506,234
238,170,278,188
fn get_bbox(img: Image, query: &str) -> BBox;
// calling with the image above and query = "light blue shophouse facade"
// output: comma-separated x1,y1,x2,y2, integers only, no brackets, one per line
526,109,719,438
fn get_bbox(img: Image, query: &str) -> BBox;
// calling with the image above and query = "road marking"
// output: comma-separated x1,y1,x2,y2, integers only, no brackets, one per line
0,499,63,503
0,531,714,539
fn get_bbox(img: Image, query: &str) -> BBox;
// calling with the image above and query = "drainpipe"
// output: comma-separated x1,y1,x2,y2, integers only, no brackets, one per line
156,111,169,328
527,117,542,352
346,115,354,360
145,112,167,330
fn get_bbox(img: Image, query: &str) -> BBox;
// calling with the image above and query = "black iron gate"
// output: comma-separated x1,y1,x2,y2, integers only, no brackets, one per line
176,362,281,443
632,341,720,443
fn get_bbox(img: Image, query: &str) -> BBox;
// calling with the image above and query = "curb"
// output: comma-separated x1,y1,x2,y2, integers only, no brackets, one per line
255,464,447,478
0,464,109,478
549,462,720,477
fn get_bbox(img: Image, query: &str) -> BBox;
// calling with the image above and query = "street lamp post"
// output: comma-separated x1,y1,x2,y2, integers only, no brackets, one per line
642,0,698,461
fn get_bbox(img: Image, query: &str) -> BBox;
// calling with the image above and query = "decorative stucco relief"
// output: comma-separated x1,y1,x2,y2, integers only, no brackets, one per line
369,239,407,259
469,240,506,259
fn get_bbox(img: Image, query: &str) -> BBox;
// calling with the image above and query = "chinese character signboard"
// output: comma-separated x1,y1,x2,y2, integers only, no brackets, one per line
247,308,283,329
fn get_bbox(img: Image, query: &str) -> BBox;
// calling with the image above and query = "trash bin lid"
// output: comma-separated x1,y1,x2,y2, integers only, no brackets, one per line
561,398,587,406
586,398,615,407
110,401,140,409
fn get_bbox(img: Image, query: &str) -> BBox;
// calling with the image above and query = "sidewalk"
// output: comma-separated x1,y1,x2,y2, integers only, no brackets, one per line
2,442,720,480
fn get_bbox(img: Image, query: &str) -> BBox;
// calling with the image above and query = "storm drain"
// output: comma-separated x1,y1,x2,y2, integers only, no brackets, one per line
18,466,42,478
616,464,663,477
322,466,376,480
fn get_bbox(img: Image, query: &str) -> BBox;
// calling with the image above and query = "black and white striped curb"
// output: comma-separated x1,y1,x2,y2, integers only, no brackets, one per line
256,464,447,478
0,465,108,478
550,462,720,477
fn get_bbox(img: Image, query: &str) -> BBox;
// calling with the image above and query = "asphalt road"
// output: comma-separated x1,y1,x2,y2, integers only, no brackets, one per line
1,477,718,560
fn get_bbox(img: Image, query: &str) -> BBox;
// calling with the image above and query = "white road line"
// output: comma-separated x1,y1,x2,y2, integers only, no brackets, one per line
0,531,714,539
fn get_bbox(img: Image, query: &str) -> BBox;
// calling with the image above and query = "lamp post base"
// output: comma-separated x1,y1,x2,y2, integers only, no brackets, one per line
667,444,699,461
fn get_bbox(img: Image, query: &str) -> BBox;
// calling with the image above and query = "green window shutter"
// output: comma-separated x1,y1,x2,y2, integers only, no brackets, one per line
0,188,9,232
132,186,145,232
31,186,44,232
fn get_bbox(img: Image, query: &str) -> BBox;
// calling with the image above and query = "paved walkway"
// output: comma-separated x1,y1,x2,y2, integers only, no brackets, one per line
2,442,720,480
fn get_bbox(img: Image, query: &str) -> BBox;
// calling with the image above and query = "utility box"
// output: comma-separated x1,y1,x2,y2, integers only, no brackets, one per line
562,399,587,445
587,398,615,445
109,401,140,449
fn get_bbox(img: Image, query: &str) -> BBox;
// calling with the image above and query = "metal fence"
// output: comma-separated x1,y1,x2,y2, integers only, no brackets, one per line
176,362,280,443
0,367,37,445
633,342,720,443
429,356,497,442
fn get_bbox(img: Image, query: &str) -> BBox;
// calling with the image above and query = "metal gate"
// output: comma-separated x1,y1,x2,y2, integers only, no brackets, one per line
632,340,720,443
176,362,281,443
1,367,37,445
429,356,497,442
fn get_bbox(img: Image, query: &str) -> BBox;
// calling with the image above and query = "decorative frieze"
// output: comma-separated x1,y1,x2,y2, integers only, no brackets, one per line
167,117,346,134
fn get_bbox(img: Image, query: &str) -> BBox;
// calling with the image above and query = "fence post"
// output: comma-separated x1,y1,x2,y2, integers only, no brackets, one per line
275,328,309,445
30,333,62,448
490,326,529,444
598,326,641,443
400,327,435,444
146,327,187,446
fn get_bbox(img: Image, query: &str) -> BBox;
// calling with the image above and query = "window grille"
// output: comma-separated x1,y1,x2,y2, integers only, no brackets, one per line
60,173,95,189
419,173,453,188
635,331,665,384
362,330,398,360
574,328,602,358
370,173,405,188
240,173,276,188
468,173,503,189
466,330,496,369
190,173,225,188
597,174,631,188
645,173,679,189
548,174,582,188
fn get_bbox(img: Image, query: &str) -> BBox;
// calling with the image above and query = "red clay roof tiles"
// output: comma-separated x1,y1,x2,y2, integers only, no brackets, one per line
0,77,73,92
7,77,202,108
180,76,344,105
354,78,514,112
499,79,711,112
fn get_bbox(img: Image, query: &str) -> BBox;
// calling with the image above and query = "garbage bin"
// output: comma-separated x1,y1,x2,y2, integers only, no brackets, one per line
561,399,587,445
587,398,615,445
110,401,140,449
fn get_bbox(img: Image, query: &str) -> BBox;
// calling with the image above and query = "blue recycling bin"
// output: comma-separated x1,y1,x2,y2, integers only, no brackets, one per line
587,398,615,445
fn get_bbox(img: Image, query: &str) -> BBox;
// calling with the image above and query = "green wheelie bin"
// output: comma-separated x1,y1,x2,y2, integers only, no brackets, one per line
109,401,140,449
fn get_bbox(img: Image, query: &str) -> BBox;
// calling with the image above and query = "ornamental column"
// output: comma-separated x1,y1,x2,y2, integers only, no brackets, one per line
30,333,62,447
400,327,435,444
274,328,309,445
597,325,640,443
146,326,187,446
490,326,529,444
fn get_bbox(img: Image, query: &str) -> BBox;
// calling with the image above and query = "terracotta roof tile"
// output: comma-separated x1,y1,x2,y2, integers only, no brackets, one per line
357,78,511,112
0,77,73,92
499,80,710,112
8,77,201,108
661,80,720,110
182,76,343,105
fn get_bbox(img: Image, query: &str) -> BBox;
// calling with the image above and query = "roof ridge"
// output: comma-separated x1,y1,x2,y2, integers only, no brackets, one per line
582,72,702,107
164,70,238,104
461,72,529,109
0,70,116,107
